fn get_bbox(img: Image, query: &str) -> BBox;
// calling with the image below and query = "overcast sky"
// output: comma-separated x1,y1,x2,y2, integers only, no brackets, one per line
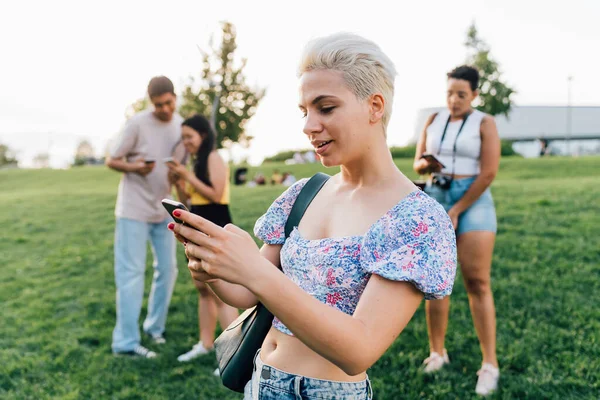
1,0,598,167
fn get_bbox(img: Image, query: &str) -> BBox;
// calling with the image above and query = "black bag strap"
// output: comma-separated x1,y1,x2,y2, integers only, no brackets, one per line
284,172,330,238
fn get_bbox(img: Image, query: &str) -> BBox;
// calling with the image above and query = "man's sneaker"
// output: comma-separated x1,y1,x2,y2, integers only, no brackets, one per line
146,332,166,345
177,342,211,362
213,368,220,377
422,349,450,373
475,363,499,396
116,345,157,359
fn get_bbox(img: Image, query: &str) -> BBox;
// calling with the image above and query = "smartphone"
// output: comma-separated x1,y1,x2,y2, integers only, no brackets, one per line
161,198,188,224
163,157,175,165
145,160,156,164
420,153,446,169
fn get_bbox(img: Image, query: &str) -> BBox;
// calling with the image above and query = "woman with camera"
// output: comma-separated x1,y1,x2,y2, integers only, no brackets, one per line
413,65,501,396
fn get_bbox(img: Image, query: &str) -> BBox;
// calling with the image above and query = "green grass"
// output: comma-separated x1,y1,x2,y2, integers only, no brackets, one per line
1,156,599,399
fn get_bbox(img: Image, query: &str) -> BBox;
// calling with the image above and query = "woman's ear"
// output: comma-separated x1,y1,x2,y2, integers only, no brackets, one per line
369,93,385,124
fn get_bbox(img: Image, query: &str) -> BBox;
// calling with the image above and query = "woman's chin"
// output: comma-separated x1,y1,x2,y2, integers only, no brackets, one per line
319,155,340,168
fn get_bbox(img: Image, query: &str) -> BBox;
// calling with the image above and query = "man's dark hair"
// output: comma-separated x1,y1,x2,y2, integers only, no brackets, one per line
147,76,175,98
447,65,479,91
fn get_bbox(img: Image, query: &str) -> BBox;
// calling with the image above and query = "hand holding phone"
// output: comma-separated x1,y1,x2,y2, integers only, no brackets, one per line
132,158,154,176
420,153,446,169
162,199,189,225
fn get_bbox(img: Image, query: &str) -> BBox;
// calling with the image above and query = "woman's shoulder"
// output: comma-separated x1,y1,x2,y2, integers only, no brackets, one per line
474,109,494,123
368,190,452,237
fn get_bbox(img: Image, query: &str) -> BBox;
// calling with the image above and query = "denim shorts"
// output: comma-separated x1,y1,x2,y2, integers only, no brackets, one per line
243,350,373,400
425,176,497,236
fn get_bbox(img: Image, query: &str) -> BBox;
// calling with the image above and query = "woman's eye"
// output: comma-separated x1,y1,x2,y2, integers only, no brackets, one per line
320,107,335,114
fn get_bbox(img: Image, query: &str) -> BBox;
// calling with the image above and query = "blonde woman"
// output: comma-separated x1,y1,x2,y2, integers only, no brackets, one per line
170,33,457,399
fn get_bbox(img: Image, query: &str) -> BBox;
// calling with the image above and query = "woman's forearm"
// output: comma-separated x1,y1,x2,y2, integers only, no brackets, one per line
208,279,258,309
175,184,190,206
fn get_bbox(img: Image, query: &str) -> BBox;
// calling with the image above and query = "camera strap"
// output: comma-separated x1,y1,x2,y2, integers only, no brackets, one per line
437,111,471,180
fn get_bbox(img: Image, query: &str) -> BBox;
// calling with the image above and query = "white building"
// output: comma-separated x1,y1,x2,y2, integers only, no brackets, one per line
412,106,600,157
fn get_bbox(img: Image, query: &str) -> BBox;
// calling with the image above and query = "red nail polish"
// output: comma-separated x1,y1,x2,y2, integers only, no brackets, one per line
167,222,174,230
173,210,181,217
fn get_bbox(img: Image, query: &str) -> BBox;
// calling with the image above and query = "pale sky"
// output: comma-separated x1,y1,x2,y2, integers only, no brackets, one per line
1,0,599,167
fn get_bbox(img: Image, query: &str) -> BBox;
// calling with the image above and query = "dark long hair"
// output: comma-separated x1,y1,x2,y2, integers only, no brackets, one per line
182,114,215,187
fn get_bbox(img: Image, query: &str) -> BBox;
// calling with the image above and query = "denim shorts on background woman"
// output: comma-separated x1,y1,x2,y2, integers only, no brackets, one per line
243,350,373,400
425,176,497,236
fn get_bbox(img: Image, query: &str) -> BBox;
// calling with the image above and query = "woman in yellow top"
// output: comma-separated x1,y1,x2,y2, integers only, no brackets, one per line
167,114,239,364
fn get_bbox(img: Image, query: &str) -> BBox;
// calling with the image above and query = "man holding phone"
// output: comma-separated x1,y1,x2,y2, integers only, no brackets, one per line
106,76,185,358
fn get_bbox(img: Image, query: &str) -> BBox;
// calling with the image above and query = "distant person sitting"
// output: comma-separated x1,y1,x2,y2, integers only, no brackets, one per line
293,151,305,164
106,76,183,358
271,169,283,185
254,173,266,185
304,151,316,163
281,172,297,187
234,167,248,185
539,138,549,157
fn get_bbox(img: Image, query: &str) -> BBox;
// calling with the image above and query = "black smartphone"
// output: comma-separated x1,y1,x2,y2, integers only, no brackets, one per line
163,157,176,165
420,153,446,169
161,199,188,224
145,160,156,164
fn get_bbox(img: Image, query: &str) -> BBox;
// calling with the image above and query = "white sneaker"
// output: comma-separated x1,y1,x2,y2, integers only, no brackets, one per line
177,342,211,362
147,332,166,345
423,349,450,373
116,344,157,359
475,363,499,396
213,368,220,377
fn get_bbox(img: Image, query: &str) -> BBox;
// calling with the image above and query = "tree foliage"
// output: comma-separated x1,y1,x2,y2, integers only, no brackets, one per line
179,22,265,148
465,23,516,117
0,144,18,166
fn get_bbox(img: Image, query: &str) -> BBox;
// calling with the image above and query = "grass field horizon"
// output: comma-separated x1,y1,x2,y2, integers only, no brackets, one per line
1,156,599,399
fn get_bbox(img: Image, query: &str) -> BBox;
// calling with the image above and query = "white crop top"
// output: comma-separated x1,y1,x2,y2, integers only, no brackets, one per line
425,109,486,175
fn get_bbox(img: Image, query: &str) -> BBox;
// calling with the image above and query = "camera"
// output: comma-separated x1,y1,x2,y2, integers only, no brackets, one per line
432,175,453,190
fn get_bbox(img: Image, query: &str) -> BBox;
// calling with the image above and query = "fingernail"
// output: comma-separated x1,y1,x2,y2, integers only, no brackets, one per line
173,210,181,217
167,223,174,230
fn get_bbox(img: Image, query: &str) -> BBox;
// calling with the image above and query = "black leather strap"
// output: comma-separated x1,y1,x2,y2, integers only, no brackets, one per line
284,172,330,238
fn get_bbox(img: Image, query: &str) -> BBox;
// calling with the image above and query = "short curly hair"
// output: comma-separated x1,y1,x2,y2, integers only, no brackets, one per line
447,65,479,91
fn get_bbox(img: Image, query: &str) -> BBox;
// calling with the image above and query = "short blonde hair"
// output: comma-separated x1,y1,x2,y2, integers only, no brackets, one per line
298,32,397,128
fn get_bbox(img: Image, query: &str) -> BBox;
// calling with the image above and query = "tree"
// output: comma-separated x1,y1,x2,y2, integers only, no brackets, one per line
465,23,516,117
33,153,50,168
73,139,95,166
179,22,265,148
0,144,18,166
125,97,150,120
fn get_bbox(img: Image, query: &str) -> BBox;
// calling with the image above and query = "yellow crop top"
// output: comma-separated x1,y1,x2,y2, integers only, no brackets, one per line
186,167,231,206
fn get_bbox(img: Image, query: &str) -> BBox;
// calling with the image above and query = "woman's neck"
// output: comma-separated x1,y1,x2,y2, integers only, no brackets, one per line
339,138,400,188
449,108,473,122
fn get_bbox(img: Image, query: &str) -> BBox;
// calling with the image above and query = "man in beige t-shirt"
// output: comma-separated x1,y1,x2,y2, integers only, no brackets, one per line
106,76,185,358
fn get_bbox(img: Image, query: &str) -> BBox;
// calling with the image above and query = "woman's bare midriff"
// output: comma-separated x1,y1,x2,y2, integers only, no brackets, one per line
259,327,367,382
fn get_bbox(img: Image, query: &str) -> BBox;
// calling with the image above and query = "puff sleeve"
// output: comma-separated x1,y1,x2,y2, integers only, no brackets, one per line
360,191,457,300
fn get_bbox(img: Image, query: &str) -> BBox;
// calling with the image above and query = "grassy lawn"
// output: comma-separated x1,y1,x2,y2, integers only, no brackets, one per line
1,156,599,399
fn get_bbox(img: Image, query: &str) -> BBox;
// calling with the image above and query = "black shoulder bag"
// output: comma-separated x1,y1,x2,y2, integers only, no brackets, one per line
214,172,330,393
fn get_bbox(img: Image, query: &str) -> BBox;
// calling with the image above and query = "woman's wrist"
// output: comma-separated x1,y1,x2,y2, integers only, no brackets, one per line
245,257,281,297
